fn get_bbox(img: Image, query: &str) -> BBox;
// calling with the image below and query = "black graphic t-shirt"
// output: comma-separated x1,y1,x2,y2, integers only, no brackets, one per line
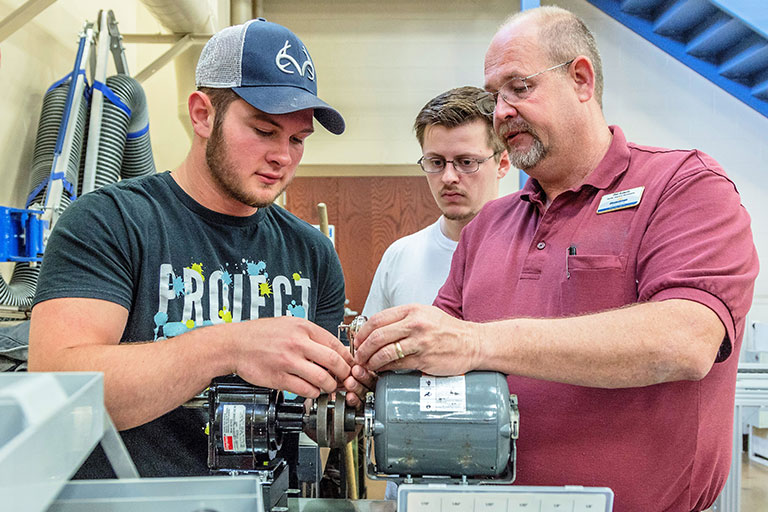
34,171,345,476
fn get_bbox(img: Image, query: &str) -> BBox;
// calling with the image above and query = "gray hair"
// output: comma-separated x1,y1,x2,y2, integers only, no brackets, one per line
502,6,604,107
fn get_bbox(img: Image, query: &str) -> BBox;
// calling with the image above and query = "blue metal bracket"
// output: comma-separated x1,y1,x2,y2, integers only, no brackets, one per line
0,206,47,262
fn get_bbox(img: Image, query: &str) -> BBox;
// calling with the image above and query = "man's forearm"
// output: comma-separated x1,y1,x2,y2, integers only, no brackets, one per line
32,324,234,430
473,299,725,388
31,297,355,430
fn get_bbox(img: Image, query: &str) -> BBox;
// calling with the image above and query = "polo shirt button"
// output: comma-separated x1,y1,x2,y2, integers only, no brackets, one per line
536,241,546,250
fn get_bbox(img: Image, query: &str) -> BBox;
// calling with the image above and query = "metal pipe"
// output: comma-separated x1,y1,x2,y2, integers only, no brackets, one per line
41,23,94,235
82,10,111,196
345,440,358,500
317,203,329,237
133,34,209,83
138,0,214,33
0,0,57,43
121,33,192,44
135,0,216,143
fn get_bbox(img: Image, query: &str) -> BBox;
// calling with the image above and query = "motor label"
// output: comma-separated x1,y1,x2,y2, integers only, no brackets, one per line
221,404,246,452
420,374,466,412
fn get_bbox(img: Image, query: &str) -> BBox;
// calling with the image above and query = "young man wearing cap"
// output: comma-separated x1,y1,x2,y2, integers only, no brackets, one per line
28,19,371,477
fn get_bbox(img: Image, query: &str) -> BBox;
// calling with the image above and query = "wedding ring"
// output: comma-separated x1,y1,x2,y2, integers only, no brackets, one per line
394,341,406,360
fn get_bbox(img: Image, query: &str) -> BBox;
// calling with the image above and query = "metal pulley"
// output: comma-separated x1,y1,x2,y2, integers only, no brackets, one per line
307,392,359,448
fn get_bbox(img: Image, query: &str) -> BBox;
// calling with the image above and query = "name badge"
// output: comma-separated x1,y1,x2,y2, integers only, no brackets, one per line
597,186,644,214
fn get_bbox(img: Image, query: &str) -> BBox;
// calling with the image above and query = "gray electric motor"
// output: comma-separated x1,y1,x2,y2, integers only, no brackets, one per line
365,370,518,483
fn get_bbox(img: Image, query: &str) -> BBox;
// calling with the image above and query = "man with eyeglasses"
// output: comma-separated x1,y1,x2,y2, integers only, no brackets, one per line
347,6,758,511
362,86,509,320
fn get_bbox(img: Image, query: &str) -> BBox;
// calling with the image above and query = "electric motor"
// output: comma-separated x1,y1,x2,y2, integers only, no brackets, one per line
203,317,518,484
207,376,303,473
365,370,518,482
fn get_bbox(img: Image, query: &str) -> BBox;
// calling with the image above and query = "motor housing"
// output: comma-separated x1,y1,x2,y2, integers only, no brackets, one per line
366,370,518,482
207,376,303,473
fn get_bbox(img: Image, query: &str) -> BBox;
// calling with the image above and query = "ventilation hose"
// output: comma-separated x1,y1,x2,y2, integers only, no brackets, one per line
87,74,155,191
0,80,86,312
1,74,155,311
28,79,88,213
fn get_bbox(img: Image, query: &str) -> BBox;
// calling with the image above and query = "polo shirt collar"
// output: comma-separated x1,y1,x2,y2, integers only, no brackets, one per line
582,125,630,190
520,125,630,204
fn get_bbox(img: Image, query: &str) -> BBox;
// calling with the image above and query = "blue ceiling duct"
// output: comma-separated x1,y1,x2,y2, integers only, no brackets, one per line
587,0,768,118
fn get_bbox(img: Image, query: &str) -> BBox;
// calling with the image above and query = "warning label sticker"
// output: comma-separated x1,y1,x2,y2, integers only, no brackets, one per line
419,374,466,412
222,404,246,452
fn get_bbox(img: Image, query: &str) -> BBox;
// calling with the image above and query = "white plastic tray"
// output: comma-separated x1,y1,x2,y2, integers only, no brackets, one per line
0,373,105,512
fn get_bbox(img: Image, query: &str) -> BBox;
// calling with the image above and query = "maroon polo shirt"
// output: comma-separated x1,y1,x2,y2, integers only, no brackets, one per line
434,126,758,511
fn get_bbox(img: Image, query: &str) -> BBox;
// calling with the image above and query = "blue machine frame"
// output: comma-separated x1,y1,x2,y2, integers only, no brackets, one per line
0,206,46,262
0,26,92,264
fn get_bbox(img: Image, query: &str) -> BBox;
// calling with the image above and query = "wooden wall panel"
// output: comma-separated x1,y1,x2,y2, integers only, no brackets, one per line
286,177,440,317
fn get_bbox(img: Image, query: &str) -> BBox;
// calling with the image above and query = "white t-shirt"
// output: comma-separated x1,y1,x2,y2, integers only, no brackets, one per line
363,217,458,316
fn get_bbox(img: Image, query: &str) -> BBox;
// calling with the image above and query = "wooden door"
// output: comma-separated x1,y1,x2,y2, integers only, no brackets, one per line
285,176,441,317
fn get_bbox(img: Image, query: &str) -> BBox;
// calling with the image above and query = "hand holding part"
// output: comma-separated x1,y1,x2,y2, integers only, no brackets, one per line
338,315,376,407
230,316,352,399
352,304,481,375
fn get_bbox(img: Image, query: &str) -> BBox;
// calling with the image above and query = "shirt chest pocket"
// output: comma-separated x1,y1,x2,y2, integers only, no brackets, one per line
560,254,634,317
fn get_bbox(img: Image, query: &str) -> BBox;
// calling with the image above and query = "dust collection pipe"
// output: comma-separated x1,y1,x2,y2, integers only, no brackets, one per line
2,0,212,313
86,74,155,191
0,80,85,313
0,75,155,313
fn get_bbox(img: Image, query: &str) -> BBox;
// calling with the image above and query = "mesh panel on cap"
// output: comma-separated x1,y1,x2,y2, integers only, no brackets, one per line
195,21,253,88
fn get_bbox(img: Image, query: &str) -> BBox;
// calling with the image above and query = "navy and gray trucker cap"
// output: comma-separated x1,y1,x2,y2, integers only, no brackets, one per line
195,18,345,135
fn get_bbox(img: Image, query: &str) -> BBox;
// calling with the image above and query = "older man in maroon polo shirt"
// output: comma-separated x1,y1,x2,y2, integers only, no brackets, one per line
346,6,759,512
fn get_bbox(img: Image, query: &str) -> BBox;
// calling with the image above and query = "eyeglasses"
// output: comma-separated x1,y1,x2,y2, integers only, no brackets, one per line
417,151,500,174
477,59,575,115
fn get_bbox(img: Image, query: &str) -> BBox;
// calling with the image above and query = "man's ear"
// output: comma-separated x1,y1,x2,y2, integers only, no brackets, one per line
188,91,215,139
496,150,511,180
570,56,596,104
